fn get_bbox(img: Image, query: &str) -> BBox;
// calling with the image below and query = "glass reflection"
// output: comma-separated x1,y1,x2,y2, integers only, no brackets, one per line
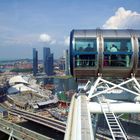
74,38,97,68
104,39,132,67
75,38,97,52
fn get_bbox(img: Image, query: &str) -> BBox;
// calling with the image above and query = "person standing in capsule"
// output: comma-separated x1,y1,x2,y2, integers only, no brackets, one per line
110,44,118,66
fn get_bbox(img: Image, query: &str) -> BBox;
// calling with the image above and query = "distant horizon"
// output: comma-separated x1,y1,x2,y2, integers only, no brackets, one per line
0,57,63,62
0,0,140,59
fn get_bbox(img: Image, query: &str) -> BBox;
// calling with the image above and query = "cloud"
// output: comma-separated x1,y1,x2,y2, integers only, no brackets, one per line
64,36,70,46
39,33,51,42
0,34,39,46
39,33,56,44
103,7,140,29
0,33,56,47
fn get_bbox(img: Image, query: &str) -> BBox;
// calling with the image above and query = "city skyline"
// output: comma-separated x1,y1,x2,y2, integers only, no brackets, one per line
0,0,140,60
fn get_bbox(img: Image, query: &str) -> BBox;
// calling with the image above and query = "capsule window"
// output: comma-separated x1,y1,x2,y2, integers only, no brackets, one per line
74,38,97,52
103,39,132,67
74,38,97,68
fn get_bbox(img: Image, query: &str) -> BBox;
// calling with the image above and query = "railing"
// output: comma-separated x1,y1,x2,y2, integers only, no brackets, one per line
75,59,97,67
103,59,130,67
104,52,132,67
117,116,128,139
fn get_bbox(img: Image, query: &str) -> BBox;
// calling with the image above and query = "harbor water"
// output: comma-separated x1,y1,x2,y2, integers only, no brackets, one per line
39,77,78,93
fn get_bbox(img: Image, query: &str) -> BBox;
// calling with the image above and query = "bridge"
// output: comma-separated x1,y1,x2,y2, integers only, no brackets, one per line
0,103,66,140
0,118,52,140
9,108,66,133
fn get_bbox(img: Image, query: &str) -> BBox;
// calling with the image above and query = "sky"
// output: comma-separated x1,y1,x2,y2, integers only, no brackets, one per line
0,0,140,60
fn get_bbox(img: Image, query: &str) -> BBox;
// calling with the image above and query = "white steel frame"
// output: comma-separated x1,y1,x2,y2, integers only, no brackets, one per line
8,129,14,140
87,74,140,99
84,73,140,140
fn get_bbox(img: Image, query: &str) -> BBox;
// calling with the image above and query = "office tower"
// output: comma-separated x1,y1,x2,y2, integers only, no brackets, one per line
64,49,69,75
33,48,38,76
43,47,50,74
46,53,54,75
43,47,54,76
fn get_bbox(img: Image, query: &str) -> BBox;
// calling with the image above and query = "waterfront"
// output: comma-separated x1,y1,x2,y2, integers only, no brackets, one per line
0,74,72,140
39,77,78,94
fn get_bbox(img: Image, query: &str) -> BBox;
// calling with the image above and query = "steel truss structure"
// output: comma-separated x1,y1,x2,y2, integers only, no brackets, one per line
83,74,140,140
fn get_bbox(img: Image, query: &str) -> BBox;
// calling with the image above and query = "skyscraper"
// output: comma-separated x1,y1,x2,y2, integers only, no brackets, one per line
43,47,50,67
46,53,54,75
64,49,69,75
43,47,54,76
33,48,38,76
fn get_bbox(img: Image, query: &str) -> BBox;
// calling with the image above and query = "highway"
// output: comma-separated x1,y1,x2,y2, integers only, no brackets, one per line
9,108,66,133
0,118,52,140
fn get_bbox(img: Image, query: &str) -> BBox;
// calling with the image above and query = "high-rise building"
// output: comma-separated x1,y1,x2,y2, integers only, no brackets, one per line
43,47,54,76
33,48,38,76
64,49,69,75
43,47,50,74
46,53,54,75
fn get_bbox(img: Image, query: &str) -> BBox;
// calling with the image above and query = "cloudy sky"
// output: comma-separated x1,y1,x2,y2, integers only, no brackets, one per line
0,0,140,60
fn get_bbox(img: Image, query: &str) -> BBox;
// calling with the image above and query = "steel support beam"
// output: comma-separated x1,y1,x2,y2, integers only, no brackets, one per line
88,102,140,113
88,77,140,99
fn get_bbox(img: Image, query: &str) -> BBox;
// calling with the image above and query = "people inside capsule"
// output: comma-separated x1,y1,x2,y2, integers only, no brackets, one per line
110,44,118,52
83,43,96,66
85,43,93,51
110,44,118,66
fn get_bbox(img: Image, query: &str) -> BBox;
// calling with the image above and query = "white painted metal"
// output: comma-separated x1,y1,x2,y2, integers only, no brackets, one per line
66,75,140,140
64,95,76,140
88,77,140,99
88,102,140,113
88,76,101,98
68,95,80,140
81,95,94,140
76,95,81,140
133,85,140,93
8,130,14,140
98,96,127,140
65,95,94,140
84,80,91,91
100,78,139,96
133,76,140,90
